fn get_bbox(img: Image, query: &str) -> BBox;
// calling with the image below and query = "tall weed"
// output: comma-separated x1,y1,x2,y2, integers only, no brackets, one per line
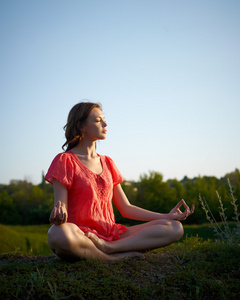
199,179,240,245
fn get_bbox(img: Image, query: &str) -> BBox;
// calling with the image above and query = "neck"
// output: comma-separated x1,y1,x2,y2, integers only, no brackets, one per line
72,139,97,157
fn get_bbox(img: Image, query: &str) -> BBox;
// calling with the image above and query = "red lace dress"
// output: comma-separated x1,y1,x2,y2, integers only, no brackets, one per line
45,151,127,241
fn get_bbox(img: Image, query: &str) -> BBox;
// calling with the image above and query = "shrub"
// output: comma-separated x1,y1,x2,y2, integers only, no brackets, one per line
198,179,240,246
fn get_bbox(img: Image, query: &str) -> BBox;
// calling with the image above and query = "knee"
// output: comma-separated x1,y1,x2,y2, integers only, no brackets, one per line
47,225,75,257
171,220,184,241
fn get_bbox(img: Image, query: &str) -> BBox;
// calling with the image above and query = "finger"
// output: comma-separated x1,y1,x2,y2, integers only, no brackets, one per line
59,206,63,220
182,200,191,213
49,207,57,223
174,199,184,209
185,204,194,218
63,211,67,223
56,203,61,219
53,206,57,218
190,204,195,214
182,209,188,219
60,206,64,221
187,204,194,216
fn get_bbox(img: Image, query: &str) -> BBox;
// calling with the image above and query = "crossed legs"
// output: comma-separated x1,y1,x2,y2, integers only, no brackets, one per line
47,219,183,261
86,219,184,254
47,223,144,261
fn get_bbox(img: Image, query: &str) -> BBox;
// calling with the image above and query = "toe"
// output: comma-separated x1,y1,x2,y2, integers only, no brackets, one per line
85,232,98,243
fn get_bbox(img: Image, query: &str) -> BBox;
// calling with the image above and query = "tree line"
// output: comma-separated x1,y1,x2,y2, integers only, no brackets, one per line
0,169,239,225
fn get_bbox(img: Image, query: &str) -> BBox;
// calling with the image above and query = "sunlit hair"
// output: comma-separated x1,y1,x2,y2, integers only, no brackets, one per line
62,102,102,152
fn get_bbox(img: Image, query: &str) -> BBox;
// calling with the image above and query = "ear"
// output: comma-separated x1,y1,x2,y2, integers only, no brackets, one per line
81,124,87,134
77,121,86,133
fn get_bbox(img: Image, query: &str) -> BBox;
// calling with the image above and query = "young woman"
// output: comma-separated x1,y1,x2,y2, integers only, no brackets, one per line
45,102,194,261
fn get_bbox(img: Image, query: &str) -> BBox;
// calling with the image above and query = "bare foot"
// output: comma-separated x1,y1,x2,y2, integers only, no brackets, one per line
85,232,145,260
85,232,112,253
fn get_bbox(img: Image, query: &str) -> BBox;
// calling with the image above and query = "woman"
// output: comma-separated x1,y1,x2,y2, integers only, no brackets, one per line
45,102,194,261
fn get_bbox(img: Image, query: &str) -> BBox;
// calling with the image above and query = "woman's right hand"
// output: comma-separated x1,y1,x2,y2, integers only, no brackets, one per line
49,201,68,225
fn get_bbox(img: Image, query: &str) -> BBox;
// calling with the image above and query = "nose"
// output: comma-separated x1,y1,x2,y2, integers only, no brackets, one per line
103,120,107,127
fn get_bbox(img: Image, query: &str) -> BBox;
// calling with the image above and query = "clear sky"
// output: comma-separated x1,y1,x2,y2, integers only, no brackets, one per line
0,0,239,185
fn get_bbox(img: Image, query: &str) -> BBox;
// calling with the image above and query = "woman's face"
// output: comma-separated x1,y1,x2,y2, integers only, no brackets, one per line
83,108,107,141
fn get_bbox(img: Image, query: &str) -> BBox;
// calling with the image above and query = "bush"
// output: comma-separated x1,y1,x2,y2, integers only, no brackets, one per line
199,179,240,246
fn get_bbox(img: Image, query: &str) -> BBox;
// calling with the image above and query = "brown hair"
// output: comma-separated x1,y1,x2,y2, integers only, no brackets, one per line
62,102,102,151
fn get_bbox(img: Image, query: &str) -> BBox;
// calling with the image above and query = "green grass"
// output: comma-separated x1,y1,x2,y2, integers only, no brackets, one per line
183,223,216,240
0,223,239,299
0,224,52,255
0,223,217,256
0,237,239,299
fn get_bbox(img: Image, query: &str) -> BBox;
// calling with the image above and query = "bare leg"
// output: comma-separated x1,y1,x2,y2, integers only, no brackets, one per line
47,223,144,261
86,219,183,254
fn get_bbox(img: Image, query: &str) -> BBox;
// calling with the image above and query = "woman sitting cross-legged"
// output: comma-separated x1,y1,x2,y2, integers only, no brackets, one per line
45,102,194,261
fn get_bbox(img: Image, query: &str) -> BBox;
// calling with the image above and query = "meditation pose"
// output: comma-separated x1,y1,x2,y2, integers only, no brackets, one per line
45,102,194,260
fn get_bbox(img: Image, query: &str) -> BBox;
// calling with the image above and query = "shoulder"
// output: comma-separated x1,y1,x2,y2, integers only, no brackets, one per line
45,152,75,188
99,155,114,165
100,155,120,171
50,151,75,165
99,155,123,185
54,151,75,158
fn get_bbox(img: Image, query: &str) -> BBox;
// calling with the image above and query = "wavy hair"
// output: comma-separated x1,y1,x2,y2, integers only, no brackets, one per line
62,102,102,152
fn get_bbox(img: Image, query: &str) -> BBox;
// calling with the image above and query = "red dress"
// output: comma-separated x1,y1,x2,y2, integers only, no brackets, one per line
45,151,127,241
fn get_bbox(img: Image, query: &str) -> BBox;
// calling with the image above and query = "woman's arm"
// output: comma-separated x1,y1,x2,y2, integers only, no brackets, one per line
112,184,194,221
49,179,68,225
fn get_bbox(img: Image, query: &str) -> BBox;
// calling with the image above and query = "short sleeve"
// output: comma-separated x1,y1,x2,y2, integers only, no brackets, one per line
45,153,74,190
105,156,124,187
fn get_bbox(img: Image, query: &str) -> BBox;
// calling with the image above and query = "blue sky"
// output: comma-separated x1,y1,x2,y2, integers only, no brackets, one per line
0,0,239,185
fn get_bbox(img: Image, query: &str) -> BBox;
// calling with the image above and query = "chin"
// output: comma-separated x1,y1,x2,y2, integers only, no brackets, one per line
95,135,106,141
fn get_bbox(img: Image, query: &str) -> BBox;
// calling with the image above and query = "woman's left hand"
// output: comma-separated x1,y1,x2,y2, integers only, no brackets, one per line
168,199,195,220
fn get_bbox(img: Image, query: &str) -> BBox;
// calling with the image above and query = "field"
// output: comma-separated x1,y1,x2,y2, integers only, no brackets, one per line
0,223,216,256
0,224,51,256
0,224,239,299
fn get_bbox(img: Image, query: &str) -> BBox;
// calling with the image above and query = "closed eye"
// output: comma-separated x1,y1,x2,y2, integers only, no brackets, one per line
96,117,106,122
